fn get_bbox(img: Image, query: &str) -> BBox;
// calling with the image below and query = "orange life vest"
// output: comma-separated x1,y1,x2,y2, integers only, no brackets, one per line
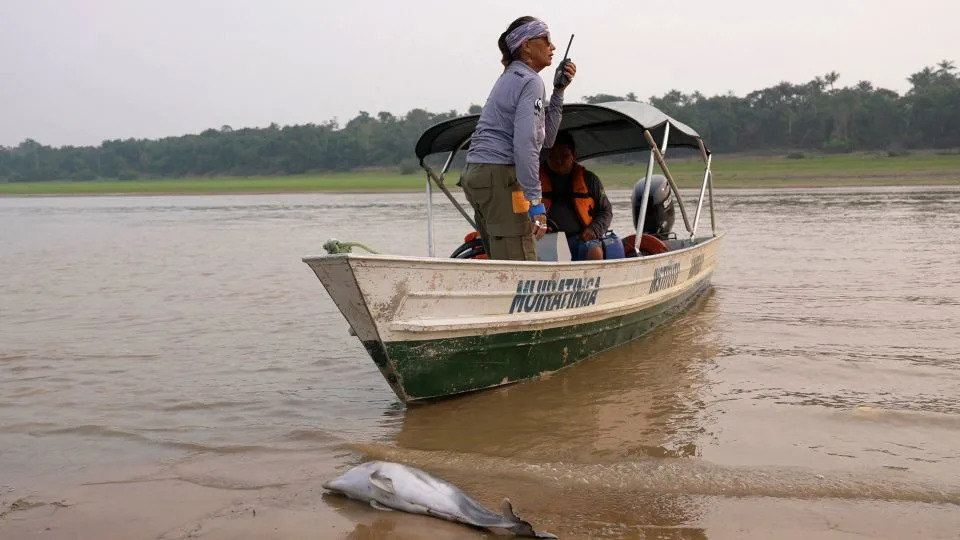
539,164,594,227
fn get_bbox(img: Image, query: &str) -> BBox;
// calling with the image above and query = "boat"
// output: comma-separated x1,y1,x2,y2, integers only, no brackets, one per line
303,100,722,404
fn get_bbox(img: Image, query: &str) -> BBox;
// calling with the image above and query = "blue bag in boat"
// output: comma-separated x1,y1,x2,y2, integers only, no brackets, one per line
601,231,624,259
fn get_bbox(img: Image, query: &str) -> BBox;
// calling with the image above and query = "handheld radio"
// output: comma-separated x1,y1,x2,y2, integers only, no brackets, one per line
553,34,575,88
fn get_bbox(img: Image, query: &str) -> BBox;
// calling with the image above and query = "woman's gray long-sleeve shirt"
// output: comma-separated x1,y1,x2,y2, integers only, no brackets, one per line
466,61,564,201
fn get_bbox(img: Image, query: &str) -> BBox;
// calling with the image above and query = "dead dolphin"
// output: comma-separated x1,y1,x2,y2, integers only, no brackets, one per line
322,460,557,538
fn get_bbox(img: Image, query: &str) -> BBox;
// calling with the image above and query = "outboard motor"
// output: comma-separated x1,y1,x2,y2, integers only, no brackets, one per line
631,174,675,238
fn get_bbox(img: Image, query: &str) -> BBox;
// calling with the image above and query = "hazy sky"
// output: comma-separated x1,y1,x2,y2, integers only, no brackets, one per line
1,0,957,147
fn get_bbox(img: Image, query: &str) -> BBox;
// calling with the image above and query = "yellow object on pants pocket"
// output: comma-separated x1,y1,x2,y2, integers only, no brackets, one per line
511,190,530,213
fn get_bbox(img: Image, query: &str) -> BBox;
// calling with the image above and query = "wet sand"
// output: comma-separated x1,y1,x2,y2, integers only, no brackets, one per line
3,449,958,539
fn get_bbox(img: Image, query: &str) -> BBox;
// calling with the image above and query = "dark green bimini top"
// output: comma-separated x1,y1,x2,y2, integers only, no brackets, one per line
415,100,707,162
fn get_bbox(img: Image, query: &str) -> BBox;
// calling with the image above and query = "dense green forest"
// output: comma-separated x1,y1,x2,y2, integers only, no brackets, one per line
1,62,957,182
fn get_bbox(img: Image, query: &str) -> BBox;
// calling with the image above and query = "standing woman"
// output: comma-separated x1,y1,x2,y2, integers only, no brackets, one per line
460,16,576,261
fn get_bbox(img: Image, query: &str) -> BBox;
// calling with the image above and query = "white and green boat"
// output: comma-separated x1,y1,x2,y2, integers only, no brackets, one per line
303,101,722,403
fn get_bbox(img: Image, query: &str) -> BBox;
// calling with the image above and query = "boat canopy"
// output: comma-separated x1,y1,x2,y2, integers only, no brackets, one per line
415,100,707,163
413,100,716,257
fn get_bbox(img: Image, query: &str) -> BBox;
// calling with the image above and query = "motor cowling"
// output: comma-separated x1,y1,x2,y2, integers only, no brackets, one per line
631,174,674,238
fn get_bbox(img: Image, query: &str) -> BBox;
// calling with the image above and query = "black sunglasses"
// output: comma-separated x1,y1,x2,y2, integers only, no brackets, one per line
530,34,552,46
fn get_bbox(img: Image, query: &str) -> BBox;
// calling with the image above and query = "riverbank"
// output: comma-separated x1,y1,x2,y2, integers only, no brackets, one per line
1,152,958,196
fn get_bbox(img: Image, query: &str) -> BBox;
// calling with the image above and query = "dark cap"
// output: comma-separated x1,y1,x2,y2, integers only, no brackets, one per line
553,130,575,152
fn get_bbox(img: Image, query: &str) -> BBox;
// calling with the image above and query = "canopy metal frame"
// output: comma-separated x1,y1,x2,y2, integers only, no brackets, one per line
416,101,717,258
421,138,474,257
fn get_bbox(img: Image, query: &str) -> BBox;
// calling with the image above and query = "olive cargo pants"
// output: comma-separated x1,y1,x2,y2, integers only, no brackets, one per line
460,164,537,261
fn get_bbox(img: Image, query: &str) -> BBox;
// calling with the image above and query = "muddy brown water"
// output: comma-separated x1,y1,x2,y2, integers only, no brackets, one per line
1,187,959,538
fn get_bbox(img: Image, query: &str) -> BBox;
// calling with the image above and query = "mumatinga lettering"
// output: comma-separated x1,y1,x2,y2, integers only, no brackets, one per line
649,262,681,293
509,277,601,314
689,254,704,279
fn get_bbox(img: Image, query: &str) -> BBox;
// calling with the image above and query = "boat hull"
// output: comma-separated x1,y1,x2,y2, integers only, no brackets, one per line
304,235,722,403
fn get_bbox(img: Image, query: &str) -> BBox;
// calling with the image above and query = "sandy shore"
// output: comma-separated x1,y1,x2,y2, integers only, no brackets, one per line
0,451,491,540
4,448,959,540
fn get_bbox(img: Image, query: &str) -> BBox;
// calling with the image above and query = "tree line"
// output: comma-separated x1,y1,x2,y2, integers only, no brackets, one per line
1,61,957,182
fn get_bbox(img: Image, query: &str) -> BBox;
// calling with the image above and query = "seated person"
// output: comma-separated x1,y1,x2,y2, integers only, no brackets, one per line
539,130,613,260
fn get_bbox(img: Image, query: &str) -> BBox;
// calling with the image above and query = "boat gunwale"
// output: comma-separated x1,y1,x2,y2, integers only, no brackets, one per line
303,232,724,267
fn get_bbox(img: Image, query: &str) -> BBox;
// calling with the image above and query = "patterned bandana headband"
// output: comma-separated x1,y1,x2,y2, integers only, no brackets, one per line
505,20,549,54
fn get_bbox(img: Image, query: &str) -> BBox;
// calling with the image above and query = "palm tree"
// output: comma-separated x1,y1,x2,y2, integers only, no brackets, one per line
824,71,840,92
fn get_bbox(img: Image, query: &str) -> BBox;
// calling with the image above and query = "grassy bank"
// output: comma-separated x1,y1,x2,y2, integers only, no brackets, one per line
1,152,958,196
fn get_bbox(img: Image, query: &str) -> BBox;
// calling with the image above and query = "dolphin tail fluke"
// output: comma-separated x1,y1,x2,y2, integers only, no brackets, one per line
501,498,558,539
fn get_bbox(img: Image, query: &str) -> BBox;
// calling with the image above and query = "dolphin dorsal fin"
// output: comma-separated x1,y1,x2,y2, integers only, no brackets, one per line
500,498,519,521
369,471,395,494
